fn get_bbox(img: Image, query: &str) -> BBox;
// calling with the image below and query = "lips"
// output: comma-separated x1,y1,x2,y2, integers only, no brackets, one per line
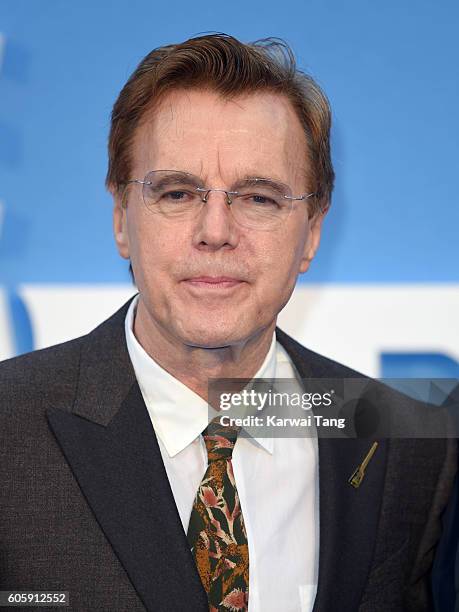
183,276,244,290
186,276,241,283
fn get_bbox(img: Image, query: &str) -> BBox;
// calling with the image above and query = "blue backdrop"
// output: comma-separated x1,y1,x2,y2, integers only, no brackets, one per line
0,0,458,373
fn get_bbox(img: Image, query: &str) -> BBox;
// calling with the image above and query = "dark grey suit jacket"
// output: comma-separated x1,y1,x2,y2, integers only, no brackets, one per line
0,294,456,611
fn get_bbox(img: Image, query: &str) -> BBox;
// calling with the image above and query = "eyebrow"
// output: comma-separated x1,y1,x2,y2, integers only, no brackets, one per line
152,172,202,189
232,176,289,195
153,170,290,195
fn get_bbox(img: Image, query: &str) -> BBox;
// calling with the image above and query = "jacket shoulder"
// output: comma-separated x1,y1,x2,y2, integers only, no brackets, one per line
276,325,454,438
0,335,85,413
0,295,136,416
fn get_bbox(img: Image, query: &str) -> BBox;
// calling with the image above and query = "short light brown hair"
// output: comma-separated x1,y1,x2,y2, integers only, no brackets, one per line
106,32,335,283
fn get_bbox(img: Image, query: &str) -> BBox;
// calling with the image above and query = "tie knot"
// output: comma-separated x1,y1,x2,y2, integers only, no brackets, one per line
202,417,241,462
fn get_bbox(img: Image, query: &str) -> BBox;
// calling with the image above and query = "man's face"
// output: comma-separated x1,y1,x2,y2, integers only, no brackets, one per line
113,88,325,348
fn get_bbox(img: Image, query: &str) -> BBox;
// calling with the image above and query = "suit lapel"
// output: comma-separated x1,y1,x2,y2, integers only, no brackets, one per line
275,327,388,611
46,295,207,612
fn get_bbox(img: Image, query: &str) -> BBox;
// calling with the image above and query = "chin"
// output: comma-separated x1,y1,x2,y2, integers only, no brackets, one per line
177,319,251,349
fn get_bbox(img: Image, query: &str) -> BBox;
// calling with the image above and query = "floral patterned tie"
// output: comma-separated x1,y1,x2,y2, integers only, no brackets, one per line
187,417,249,611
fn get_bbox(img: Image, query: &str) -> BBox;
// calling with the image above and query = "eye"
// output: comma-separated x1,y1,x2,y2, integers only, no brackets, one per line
162,189,192,201
255,195,274,203
246,194,280,207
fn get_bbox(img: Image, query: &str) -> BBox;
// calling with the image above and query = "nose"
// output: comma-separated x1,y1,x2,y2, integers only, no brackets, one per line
192,189,240,251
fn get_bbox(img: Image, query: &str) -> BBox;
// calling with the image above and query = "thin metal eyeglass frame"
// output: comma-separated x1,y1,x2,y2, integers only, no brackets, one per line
122,170,317,207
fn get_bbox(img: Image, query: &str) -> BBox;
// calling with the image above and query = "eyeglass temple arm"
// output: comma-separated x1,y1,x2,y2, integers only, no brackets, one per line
124,179,150,186
284,192,316,201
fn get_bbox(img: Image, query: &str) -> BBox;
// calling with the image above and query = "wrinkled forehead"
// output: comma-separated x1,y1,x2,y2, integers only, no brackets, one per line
130,88,310,189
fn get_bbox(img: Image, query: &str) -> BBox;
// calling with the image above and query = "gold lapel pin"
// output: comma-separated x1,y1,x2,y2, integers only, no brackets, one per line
348,441,379,488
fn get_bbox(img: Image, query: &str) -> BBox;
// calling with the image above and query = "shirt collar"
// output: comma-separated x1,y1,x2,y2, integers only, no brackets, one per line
125,294,276,457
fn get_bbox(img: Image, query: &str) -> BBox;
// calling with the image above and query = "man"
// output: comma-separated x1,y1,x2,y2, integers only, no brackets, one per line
0,33,456,612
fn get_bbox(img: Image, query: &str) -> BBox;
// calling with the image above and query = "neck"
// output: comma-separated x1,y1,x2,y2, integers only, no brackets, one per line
132,298,276,404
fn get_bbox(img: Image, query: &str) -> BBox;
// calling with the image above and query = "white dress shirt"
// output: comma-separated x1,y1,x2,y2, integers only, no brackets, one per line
125,294,319,611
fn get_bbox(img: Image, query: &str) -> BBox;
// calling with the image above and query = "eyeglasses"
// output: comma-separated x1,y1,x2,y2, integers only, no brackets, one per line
121,169,317,230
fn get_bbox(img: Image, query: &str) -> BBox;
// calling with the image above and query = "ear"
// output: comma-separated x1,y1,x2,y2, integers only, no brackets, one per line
112,186,130,260
298,207,328,274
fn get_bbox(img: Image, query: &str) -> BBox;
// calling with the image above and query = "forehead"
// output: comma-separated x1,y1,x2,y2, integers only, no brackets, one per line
131,88,308,186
